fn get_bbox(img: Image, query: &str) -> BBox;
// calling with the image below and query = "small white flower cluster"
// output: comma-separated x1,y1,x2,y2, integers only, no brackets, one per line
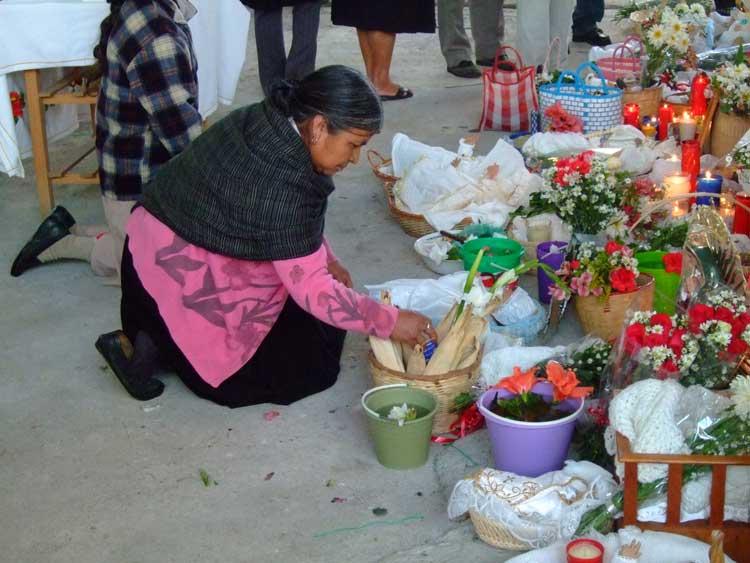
608,250,640,278
730,375,750,421
713,63,750,115
677,337,699,371
700,320,734,349
732,143,750,169
639,345,677,371
743,326,750,346
630,311,655,325
646,4,706,54
705,289,748,314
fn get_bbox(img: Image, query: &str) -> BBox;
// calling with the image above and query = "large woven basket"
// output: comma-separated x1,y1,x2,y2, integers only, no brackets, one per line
382,182,471,238
622,86,662,118
574,274,655,342
367,149,400,184
469,510,527,550
710,110,750,158
368,351,481,434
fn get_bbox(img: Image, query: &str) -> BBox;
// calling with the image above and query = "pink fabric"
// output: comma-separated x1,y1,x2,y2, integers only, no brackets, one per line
126,207,398,388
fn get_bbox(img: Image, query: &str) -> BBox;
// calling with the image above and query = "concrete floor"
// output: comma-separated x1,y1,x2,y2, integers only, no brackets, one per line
1,7,624,563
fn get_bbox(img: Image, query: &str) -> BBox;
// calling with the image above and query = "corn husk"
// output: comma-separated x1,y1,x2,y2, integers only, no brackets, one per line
369,335,404,372
401,342,413,366
436,303,458,343
452,315,487,369
406,344,427,374
424,306,471,375
456,338,480,370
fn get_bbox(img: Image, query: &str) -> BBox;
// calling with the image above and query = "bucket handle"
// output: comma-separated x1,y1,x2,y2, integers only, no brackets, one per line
361,384,408,419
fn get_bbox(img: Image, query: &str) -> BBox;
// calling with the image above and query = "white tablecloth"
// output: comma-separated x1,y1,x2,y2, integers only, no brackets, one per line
0,0,251,177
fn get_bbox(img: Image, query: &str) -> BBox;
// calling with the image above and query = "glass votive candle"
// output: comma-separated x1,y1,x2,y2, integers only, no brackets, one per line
678,111,697,141
567,538,604,563
623,103,640,128
696,171,723,206
527,219,552,243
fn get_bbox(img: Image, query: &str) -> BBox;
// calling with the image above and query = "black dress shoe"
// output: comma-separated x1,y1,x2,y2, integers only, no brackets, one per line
10,206,76,277
447,60,482,78
96,331,165,401
572,28,612,47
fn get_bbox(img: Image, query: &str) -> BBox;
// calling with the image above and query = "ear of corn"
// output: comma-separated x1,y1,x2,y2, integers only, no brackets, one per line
436,303,458,343
401,341,413,366
424,306,471,375
456,339,481,370
452,315,487,369
406,345,427,374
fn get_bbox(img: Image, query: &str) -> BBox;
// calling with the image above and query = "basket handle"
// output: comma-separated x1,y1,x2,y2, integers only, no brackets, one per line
622,35,644,54
575,61,617,93
367,149,390,171
612,44,637,60
552,69,580,91
542,36,562,75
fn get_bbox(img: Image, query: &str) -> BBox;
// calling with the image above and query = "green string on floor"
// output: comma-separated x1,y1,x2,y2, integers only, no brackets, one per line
449,443,480,467
313,513,425,538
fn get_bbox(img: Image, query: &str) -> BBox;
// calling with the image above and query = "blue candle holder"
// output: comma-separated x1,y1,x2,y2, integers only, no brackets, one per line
696,173,723,206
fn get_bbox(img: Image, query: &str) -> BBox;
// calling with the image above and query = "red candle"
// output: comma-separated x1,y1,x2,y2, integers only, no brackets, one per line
623,103,640,128
690,72,709,117
735,193,750,235
567,538,604,563
681,140,701,192
658,103,674,140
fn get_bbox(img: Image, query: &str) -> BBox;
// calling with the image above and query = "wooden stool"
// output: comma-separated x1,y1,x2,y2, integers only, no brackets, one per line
24,66,101,216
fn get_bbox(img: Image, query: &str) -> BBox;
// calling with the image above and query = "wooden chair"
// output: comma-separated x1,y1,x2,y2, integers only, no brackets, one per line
616,432,750,563
24,66,101,216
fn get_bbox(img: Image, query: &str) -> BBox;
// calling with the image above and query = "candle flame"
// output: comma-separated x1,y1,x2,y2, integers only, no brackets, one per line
669,154,679,162
706,170,712,179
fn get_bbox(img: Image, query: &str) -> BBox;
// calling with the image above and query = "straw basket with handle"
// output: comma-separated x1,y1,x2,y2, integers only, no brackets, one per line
368,351,481,434
369,149,473,238
710,110,750,158
596,36,644,83
622,86,662,120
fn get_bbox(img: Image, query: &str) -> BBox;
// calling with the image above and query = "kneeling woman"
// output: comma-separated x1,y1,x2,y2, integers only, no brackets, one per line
98,65,436,407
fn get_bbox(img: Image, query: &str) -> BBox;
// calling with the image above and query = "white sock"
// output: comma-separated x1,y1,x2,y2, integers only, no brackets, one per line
38,234,96,263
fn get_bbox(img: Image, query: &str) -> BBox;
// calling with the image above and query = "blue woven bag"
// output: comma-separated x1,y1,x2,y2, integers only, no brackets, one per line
538,62,623,134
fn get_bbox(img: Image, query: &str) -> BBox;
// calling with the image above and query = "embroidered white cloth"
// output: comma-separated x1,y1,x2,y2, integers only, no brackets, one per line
448,461,618,549
0,0,251,177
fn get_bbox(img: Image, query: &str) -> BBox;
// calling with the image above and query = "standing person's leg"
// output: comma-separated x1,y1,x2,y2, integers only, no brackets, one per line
254,7,286,96
551,0,577,67
471,0,504,66
366,30,412,100
572,0,609,46
286,0,322,81
517,0,551,69
438,0,480,77
357,29,374,81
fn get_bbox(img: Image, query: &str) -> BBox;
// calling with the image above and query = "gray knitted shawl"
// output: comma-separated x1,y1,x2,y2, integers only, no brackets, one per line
143,100,334,260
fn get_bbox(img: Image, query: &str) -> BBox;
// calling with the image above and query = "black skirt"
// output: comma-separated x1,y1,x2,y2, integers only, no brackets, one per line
331,0,436,34
120,242,346,408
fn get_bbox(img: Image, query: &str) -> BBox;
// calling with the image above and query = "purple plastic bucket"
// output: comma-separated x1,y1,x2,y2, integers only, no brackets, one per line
536,241,568,304
477,382,583,477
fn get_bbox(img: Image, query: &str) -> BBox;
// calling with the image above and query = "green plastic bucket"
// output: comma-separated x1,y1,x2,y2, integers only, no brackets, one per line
362,384,437,470
635,251,680,315
460,237,524,274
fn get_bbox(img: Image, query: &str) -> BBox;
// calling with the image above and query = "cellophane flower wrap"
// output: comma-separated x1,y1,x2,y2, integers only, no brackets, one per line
610,287,750,390
540,151,630,235
575,374,750,536
550,241,641,301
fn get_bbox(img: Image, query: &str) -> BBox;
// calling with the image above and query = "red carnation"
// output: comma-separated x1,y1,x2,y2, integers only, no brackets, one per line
729,337,749,355
688,304,715,333
714,307,735,324
605,241,624,255
644,332,669,348
610,267,637,293
662,252,683,274
625,323,647,352
662,358,679,373
669,328,687,355
570,260,581,271
651,313,673,332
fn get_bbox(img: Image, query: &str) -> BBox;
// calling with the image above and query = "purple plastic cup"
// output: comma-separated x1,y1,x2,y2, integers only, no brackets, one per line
536,241,568,304
477,382,583,477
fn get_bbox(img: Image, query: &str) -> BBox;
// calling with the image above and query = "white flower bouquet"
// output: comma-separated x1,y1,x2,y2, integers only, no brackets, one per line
712,62,750,116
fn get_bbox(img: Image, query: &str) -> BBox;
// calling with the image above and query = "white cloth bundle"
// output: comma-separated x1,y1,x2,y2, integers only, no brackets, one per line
480,344,566,388
448,461,618,549
521,132,591,158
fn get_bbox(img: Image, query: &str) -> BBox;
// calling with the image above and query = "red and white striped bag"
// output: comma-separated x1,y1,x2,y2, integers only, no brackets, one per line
478,46,538,133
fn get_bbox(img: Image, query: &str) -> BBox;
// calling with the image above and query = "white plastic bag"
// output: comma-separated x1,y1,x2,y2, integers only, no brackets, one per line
522,132,592,158
390,132,456,177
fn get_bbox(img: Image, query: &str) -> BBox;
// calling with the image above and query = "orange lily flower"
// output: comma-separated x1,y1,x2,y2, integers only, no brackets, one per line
545,361,593,402
497,366,539,396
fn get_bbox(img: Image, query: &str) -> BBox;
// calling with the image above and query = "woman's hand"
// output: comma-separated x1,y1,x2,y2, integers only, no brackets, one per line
390,310,437,347
328,260,353,288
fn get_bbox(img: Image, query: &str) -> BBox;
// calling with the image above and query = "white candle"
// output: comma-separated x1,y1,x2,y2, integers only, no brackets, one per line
678,111,696,141
664,172,691,218
651,154,682,183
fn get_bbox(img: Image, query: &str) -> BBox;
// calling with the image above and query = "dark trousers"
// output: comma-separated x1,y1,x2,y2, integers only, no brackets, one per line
120,242,346,408
572,0,604,35
254,1,321,97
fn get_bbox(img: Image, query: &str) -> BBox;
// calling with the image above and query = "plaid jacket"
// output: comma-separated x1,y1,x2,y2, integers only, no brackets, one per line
96,0,202,200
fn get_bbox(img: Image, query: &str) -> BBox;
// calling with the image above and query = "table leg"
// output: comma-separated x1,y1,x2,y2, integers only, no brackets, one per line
24,69,54,216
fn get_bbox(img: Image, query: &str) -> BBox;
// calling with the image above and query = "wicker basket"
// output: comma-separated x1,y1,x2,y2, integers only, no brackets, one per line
710,110,750,159
622,86,662,118
574,274,655,342
368,351,481,434
382,182,471,238
367,149,400,184
469,510,528,550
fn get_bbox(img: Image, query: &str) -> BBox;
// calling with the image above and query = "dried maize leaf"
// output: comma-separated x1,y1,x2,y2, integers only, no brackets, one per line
370,335,404,372
452,316,487,369
456,339,480,370
401,341,412,365
436,303,458,343
406,345,427,375
424,308,470,375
